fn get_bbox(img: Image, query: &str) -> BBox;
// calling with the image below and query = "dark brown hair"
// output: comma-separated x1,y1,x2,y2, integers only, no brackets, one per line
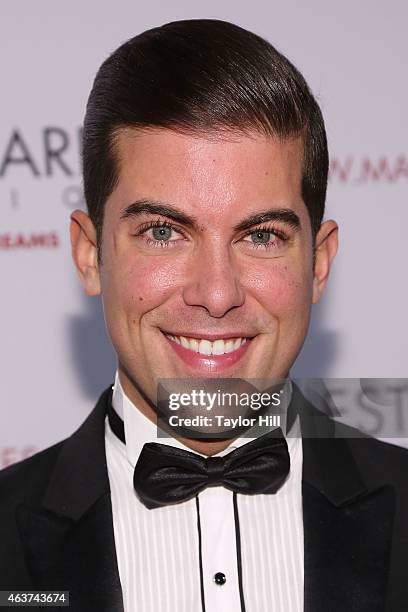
83,19,328,246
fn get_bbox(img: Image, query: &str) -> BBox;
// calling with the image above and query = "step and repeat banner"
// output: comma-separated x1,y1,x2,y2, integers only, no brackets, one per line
1,0,407,466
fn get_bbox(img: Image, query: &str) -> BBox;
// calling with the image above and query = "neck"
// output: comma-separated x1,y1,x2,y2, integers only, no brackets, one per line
117,367,240,456
175,436,237,456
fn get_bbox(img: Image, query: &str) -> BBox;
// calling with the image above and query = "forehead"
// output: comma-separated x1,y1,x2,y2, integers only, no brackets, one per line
108,127,306,222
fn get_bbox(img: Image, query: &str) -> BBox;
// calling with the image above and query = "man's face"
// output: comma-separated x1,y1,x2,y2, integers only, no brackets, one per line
72,128,337,410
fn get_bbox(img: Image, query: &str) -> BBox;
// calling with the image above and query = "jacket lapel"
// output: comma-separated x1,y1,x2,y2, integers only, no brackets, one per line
295,386,395,612
15,389,123,612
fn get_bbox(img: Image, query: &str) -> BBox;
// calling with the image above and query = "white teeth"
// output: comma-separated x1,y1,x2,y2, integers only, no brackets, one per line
233,338,242,350
212,339,225,355
198,339,212,355
189,338,199,352
180,336,190,349
225,339,234,353
165,334,249,355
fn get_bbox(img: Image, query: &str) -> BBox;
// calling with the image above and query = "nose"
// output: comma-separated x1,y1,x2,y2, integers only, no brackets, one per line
182,241,245,318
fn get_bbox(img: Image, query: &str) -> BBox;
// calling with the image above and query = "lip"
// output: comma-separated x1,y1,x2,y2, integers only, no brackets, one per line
163,333,254,373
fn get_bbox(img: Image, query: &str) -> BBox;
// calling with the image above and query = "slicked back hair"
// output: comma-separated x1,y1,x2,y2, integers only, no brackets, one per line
83,19,328,250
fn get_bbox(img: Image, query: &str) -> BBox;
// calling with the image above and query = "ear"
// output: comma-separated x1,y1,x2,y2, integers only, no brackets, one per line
70,210,101,296
312,219,338,304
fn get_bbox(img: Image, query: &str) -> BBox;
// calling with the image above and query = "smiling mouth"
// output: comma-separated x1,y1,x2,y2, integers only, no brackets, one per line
161,332,255,373
163,333,251,355
164,333,252,357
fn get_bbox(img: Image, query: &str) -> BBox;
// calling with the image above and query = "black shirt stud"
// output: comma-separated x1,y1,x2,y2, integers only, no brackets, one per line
214,572,226,585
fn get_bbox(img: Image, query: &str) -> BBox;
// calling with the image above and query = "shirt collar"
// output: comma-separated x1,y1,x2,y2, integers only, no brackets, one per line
111,371,294,468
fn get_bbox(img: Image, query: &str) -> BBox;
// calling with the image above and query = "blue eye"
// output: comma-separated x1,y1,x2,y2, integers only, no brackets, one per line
133,220,186,249
152,226,172,241
240,225,288,252
251,230,272,244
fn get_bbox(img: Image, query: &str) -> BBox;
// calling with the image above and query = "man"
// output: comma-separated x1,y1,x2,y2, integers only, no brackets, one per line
1,18,408,612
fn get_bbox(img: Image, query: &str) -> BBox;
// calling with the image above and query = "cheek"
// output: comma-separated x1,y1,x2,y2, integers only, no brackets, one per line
246,260,313,316
113,255,187,315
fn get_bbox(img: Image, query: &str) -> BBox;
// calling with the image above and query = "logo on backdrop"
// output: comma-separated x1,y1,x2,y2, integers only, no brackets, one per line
0,126,83,250
0,127,82,179
0,446,38,469
329,155,408,184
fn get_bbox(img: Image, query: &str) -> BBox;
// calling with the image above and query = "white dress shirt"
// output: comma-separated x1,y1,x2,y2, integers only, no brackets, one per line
105,373,304,612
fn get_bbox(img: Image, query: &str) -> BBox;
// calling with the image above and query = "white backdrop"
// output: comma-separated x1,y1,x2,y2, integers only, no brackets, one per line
1,0,407,467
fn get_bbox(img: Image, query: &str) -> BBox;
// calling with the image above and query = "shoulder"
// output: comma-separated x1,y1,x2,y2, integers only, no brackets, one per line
0,442,64,507
296,381,408,492
0,387,111,510
333,419,408,489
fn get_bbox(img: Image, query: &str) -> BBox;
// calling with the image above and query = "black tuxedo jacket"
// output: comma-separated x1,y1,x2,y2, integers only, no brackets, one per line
1,386,408,611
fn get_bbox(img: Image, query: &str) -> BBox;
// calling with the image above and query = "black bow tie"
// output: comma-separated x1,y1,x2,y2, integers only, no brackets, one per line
108,404,290,509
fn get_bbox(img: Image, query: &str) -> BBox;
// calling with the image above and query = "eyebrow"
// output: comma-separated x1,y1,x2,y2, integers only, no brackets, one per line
121,200,200,230
233,209,301,232
121,199,301,233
